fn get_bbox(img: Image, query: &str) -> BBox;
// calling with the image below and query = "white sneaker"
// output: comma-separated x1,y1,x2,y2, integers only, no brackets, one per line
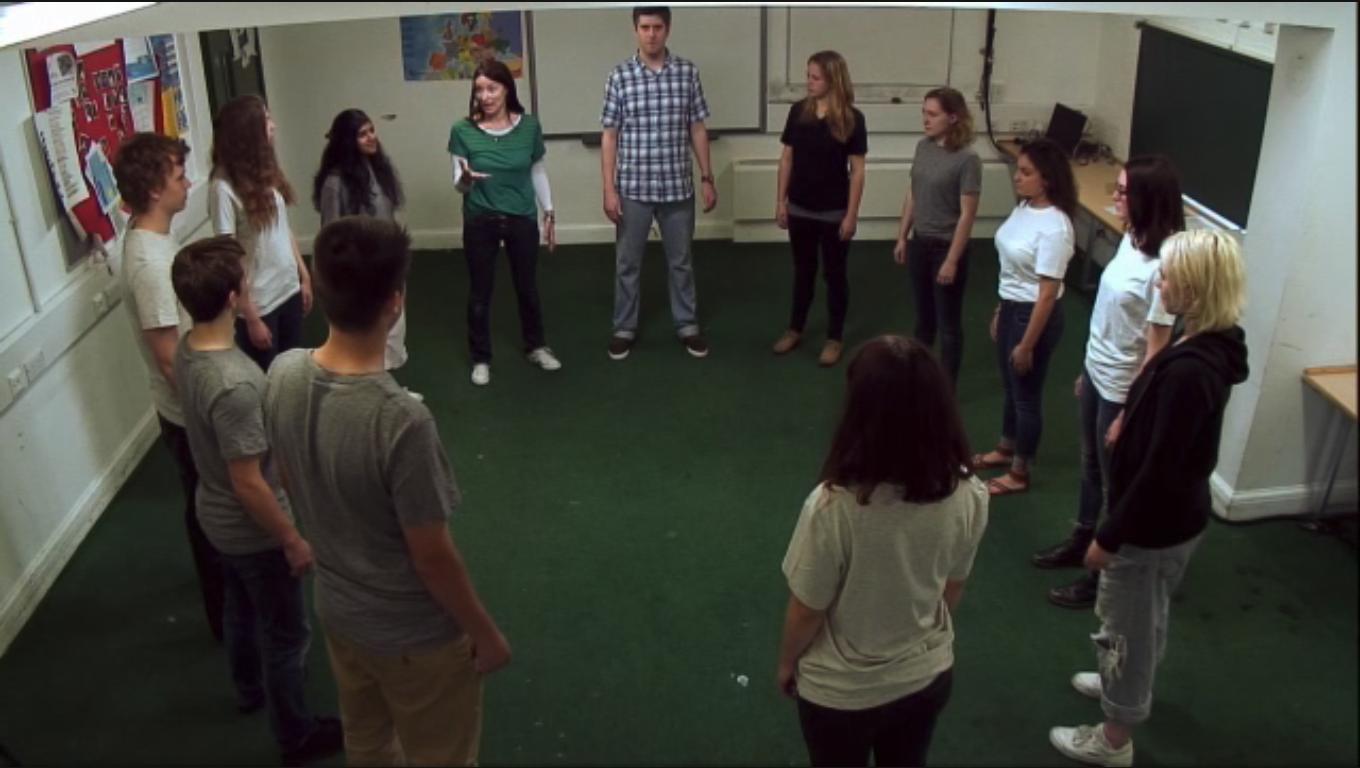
404,387,425,403
471,364,490,386
1049,724,1133,767
527,347,562,371
1072,672,1102,700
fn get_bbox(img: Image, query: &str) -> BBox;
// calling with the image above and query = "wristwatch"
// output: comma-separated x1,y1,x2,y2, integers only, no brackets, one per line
700,174,715,184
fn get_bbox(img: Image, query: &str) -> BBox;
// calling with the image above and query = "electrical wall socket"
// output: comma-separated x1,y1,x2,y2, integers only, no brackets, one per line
1009,120,1029,133
23,349,47,383
7,367,28,397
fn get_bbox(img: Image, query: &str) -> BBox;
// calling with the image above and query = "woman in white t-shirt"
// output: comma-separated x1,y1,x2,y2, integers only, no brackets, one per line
779,336,988,767
209,95,310,372
973,138,1077,495
1038,156,1183,609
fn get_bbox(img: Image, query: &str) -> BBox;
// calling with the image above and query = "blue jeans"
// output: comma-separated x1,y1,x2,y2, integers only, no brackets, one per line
221,548,316,749
909,236,970,388
1094,536,1202,725
463,213,546,363
613,197,699,339
995,299,1065,461
1077,367,1123,531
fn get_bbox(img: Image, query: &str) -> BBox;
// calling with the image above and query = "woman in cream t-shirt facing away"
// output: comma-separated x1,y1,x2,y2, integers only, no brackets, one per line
210,94,310,372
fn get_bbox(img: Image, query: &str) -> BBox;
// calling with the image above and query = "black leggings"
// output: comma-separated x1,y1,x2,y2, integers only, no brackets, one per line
787,215,850,340
797,668,954,768
234,291,305,372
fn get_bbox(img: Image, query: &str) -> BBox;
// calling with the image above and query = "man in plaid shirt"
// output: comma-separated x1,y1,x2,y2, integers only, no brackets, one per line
600,6,718,361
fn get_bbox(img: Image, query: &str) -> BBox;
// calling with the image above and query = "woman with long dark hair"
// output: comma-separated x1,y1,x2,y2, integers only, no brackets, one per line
210,94,309,372
771,50,867,368
892,87,981,387
313,109,411,376
973,138,1077,495
448,60,559,387
778,336,988,767
1038,156,1184,609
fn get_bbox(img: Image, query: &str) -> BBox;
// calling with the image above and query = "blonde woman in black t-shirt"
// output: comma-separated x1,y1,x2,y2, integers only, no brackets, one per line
773,51,868,368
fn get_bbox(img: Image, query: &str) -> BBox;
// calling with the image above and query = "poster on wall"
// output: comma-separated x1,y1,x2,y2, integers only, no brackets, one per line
150,34,189,137
399,12,525,81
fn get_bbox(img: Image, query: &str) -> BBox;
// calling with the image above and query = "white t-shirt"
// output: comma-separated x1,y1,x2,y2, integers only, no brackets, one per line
1085,234,1176,403
119,229,191,425
209,178,300,316
782,478,989,711
994,202,1075,302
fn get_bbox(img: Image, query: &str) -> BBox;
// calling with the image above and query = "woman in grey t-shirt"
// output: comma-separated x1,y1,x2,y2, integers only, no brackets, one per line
312,109,411,376
892,88,982,388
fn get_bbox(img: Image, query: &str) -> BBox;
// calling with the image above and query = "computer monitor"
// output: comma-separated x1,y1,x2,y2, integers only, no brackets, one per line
1045,103,1087,158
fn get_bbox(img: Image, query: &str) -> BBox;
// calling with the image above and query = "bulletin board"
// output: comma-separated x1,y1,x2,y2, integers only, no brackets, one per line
23,37,191,252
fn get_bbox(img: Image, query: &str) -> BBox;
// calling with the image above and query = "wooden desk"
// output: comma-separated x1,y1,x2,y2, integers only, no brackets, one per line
1303,366,1358,517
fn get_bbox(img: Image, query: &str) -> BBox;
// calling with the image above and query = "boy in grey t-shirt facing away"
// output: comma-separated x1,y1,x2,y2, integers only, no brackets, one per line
170,237,342,767
265,217,510,767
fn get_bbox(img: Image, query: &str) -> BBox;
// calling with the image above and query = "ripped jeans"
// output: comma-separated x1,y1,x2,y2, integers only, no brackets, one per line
1092,535,1202,725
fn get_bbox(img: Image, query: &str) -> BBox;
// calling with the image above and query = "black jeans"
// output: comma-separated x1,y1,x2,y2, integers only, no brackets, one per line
158,416,225,642
995,299,1065,460
464,214,546,363
797,668,954,768
787,215,850,341
909,236,969,387
234,290,306,373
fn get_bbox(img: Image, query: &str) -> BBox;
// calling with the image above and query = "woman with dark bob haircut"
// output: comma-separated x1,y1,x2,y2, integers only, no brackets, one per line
778,336,989,767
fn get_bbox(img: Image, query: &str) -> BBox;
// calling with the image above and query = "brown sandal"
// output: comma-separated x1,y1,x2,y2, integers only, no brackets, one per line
986,469,1031,496
971,446,1015,470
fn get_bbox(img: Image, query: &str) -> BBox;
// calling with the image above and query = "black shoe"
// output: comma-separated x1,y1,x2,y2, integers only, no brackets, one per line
1031,529,1094,569
280,716,344,767
1048,573,1100,610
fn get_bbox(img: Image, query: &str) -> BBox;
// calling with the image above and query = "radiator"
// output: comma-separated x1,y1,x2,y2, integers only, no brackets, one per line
731,157,1016,242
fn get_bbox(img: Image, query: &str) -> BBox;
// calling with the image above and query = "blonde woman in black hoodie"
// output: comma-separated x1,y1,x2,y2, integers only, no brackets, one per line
1050,230,1249,768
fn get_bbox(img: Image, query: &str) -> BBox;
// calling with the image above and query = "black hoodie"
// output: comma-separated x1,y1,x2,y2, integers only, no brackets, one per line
1097,326,1250,552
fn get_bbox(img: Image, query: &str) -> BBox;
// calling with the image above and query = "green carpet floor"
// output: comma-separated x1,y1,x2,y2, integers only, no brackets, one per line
0,240,1355,767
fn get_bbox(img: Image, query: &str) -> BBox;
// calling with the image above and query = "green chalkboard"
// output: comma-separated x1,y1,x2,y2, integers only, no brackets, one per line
1130,25,1273,229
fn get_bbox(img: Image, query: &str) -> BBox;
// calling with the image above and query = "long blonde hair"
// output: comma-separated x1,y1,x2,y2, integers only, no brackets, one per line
1160,231,1247,336
800,51,856,143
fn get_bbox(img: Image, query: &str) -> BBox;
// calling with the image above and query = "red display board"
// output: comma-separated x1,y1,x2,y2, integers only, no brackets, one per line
25,41,167,244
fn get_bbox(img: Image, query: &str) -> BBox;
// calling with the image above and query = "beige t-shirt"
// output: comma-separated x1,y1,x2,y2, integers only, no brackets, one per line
119,229,191,425
783,477,989,710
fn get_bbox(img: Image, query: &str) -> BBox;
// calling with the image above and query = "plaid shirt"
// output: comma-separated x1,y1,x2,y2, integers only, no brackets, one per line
600,51,711,203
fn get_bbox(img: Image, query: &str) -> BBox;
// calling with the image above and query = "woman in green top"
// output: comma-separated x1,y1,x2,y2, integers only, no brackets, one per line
449,60,559,387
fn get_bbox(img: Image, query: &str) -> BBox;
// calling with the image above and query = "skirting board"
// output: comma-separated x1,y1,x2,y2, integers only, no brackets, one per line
0,409,159,657
1212,472,1359,523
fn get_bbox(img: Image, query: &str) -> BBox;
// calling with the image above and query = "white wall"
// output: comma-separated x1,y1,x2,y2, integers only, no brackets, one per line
1213,17,1358,519
0,37,216,655
260,9,1108,250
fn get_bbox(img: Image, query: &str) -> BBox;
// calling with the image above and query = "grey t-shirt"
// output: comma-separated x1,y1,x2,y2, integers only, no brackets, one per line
319,169,396,226
909,138,982,241
264,349,462,655
175,337,291,555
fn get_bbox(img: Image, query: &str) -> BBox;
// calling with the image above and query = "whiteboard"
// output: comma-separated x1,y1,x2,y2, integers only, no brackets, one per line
529,7,765,136
788,8,953,87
